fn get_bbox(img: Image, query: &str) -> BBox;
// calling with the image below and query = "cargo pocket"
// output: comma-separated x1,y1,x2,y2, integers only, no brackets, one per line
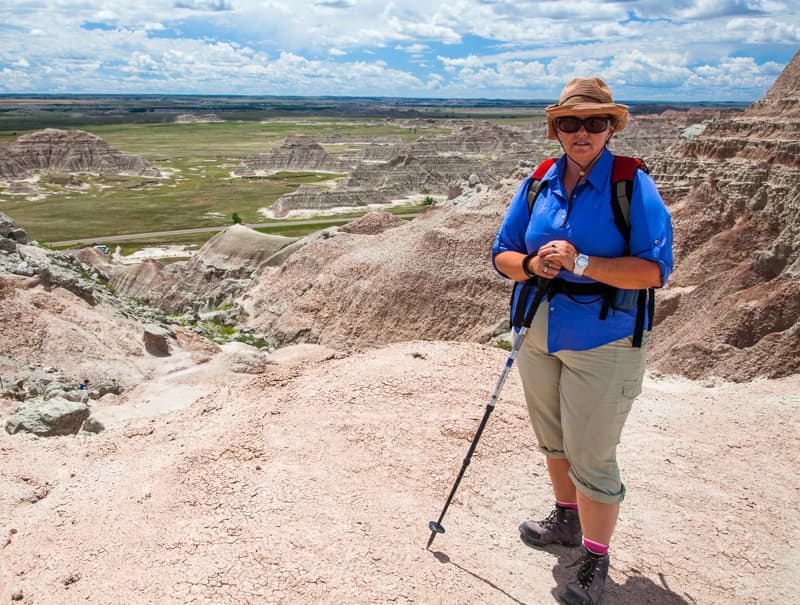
622,378,643,402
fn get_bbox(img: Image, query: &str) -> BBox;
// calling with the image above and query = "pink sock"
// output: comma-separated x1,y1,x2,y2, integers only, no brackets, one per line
556,500,578,510
583,537,609,556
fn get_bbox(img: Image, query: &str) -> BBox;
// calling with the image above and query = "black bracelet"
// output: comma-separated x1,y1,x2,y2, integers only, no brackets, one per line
522,253,537,278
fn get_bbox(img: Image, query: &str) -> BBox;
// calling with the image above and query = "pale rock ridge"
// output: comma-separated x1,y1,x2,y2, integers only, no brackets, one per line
111,224,295,312
268,186,386,217
269,122,545,216
175,113,223,123
339,210,405,235
0,128,160,179
234,135,350,176
745,48,800,118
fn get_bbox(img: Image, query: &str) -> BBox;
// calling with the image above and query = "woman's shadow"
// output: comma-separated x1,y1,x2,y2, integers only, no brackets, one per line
430,546,695,604
551,548,696,605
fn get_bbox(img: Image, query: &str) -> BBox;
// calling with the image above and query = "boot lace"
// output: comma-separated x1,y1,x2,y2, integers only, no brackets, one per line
568,550,604,589
538,507,564,528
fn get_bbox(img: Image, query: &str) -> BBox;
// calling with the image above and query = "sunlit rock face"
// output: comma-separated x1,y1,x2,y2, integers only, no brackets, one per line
234,135,351,176
646,49,800,380
0,128,159,179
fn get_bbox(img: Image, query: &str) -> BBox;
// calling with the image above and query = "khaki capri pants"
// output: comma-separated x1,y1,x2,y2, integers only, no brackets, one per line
517,303,647,504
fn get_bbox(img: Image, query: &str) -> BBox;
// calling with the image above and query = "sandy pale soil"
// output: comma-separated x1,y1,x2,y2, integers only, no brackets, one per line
1,341,798,604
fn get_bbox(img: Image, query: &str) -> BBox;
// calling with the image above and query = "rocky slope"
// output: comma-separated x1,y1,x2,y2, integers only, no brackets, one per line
241,185,514,349
0,128,159,180
0,215,206,393
104,224,296,313
647,48,800,380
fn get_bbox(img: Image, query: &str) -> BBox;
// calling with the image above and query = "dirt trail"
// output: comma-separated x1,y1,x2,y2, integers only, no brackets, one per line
1,341,797,604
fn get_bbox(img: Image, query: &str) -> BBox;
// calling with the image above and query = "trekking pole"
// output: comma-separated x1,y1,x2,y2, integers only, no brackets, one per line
426,281,545,550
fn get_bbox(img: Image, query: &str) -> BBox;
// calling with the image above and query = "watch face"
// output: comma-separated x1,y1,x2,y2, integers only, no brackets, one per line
576,255,589,268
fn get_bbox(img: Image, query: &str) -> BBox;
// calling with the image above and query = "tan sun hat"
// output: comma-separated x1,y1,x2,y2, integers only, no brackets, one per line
545,76,629,139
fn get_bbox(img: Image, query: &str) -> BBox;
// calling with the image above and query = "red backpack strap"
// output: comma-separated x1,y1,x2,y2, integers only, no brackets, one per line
609,156,648,251
527,157,557,213
610,155,647,183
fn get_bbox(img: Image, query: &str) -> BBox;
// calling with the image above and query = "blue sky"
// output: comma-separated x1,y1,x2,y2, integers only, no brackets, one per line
1,1,798,101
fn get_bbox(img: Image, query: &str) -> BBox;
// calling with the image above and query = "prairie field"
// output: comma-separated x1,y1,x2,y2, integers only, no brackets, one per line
0,109,455,246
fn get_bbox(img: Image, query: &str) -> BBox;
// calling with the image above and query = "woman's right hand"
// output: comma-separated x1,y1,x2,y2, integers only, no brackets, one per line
532,252,563,279
494,251,561,282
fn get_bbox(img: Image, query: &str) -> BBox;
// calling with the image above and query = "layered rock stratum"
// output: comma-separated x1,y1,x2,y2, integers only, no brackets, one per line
647,48,800,380
0,128,159,179
235,134,350,177
175,113,223,123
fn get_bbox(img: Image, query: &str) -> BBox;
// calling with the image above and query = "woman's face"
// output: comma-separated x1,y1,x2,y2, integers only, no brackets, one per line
555,115,614,164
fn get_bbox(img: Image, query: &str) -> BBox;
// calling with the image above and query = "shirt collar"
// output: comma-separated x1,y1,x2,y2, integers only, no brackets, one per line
586,148,614,193
554,147,614,194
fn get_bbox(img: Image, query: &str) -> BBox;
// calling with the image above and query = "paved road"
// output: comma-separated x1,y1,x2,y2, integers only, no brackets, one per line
47,215,416,247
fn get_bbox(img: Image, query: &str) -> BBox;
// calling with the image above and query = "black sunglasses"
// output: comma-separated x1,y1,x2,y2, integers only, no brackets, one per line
556,116,612,134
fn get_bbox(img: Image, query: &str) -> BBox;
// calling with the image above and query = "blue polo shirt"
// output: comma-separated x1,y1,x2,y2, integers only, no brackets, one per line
491,149,673,352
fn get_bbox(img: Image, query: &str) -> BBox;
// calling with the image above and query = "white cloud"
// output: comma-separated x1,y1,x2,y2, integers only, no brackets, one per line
396,43,430,54
173,0,233,11
0,0,796,100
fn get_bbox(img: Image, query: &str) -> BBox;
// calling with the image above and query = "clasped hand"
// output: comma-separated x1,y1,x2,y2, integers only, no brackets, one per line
534,240,577,279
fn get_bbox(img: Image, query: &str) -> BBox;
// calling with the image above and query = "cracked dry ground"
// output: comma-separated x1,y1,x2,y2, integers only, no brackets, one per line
1,341,798,604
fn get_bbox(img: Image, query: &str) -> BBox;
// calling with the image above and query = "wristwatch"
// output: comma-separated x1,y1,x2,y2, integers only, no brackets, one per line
573,253,590,277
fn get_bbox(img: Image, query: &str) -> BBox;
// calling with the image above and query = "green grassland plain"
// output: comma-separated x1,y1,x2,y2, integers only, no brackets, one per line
0,96,551,250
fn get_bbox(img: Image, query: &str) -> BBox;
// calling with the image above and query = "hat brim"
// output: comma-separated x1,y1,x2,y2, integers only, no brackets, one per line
545,101,629,139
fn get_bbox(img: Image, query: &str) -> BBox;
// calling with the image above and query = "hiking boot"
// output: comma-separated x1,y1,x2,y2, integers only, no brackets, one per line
519,505,582,548
558,548,610,605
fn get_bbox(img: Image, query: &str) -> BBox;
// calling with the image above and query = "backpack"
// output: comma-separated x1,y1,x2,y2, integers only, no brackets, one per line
520,155,655,348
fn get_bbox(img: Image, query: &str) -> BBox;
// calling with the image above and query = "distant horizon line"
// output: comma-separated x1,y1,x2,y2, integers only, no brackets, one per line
0,92,753,106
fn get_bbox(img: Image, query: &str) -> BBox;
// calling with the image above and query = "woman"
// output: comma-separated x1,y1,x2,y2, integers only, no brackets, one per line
492,77,673,605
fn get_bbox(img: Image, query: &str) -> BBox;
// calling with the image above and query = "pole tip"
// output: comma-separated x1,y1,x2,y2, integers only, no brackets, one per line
426,521,445,549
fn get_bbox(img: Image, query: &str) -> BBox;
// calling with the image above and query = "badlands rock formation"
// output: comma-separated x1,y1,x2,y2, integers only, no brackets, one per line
0,128,159,180
174,113,223,123
235,134,350,177
647,48,800,380
231,53,800,382
255,122,549,216
99,224,295,314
